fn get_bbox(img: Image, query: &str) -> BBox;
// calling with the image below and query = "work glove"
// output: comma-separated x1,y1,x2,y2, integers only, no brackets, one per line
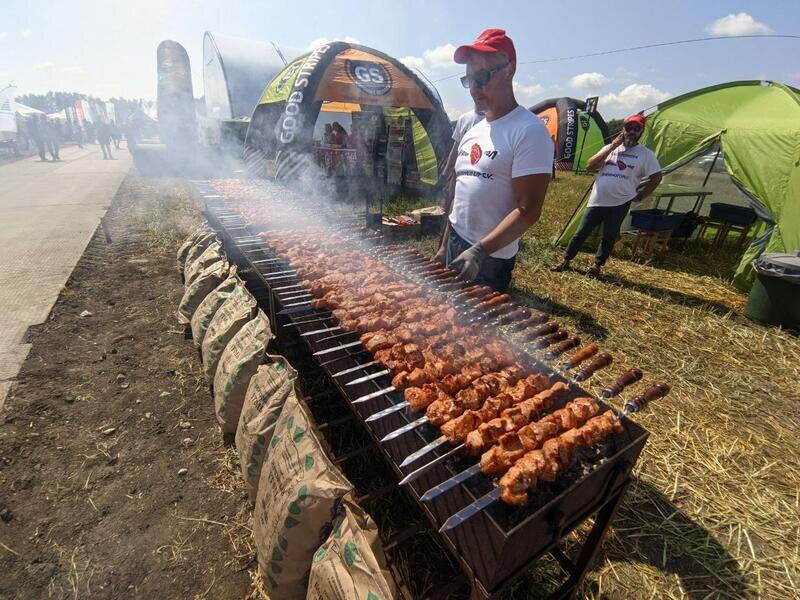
450,242,487,281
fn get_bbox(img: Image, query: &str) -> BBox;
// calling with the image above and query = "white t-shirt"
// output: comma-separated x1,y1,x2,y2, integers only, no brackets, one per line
588,143,661,207
449,105,553,259
452,110,485,143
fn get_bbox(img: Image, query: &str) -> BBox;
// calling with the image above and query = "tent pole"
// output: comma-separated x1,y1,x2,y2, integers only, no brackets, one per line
553,180,594,243
701,146,722,188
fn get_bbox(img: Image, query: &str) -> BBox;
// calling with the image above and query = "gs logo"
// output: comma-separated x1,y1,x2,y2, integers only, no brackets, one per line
346,60,392,96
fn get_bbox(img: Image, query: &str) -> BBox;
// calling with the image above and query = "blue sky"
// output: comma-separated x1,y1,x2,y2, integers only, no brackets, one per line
2,1,798,118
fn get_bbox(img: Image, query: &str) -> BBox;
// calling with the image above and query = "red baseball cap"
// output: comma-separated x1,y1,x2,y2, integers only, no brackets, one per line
624,114,646,128
454,28,516,65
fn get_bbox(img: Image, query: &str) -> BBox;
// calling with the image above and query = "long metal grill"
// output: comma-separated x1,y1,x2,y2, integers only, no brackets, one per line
193,178,652,597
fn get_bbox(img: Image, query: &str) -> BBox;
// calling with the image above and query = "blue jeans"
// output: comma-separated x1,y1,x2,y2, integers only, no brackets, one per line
446,227,516,292
564,201,631,266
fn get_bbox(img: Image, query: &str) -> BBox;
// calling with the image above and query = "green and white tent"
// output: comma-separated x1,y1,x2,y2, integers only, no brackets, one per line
555,81,800,290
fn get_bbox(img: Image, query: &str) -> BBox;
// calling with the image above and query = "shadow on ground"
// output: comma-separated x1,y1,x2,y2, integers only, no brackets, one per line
500,477,748,599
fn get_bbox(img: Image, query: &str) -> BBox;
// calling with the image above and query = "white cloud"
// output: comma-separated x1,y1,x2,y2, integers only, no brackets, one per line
445,105,473,121
599,83,671,116
399,56,426,71
422,44,457,70
19,29,32,39
569,72,611,90
0,32,8,40
306,37,361,51
513,80,545,104
399,43,458,73
706,13,772,36
33,61,55,71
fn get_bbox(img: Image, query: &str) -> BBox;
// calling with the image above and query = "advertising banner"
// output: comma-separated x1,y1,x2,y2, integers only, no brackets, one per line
0,85,17,134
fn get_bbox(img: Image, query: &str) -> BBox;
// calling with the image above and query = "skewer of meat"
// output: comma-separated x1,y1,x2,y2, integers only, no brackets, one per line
438,383,669,530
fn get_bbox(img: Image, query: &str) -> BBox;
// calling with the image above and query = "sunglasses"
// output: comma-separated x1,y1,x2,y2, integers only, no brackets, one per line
460,62,508,88
624,123,643,133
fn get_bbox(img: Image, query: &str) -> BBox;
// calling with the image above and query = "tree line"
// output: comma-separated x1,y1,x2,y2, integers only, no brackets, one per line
16,91,143,118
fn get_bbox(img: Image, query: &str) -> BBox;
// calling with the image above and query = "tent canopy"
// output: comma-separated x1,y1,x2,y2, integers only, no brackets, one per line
244,41,452,186
555,81,800,290
530,97,609,171
13,102,45,117
203,32,303,121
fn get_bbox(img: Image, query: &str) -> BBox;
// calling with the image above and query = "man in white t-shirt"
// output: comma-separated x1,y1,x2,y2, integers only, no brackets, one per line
552,113,662,276
439,28,553,291
434,108,485,262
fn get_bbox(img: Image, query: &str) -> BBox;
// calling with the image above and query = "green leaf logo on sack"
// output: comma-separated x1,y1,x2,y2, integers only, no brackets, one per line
367,592,380,600
284,515,300,528
271,547,283,562
304,455,315,471
313,546,327,563
297,485,308,501
277,534,288,551
343,540,360,567
292,426,305,443
288,501,301,515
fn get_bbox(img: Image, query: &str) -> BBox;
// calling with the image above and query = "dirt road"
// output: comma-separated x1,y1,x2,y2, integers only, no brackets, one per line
0,176,253,599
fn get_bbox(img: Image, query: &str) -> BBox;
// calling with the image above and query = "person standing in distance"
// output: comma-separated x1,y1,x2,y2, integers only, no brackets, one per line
445,29,553,292
551,114,662,276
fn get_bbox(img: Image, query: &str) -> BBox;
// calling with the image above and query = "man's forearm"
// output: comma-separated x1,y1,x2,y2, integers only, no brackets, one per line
638,173,663,199
479,207,541,255
585,142,620,172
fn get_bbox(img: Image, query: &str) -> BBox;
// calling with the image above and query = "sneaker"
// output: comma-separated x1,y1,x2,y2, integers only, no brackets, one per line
550,260,570,272
587,264,602,277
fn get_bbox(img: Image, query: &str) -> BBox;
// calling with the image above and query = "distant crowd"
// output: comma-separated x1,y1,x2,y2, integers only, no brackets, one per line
22,115,123,161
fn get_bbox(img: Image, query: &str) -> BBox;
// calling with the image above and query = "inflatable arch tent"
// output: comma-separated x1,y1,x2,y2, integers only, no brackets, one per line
555,81,800,290
203,32,302,143
530,97,609,171
156,40,197,151
243,41,452,187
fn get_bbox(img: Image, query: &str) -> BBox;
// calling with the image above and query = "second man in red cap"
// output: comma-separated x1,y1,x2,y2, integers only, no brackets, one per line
551,113,662,276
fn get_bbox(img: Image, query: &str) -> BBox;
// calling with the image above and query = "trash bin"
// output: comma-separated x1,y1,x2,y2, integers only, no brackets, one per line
744,252,800,328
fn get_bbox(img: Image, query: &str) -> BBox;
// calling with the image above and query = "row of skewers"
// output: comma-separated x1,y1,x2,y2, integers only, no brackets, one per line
249,227,668,526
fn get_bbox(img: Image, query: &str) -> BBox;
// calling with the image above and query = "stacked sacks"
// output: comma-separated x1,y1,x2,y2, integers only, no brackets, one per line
254,392,354,599
236,355,299,503
202,284,258,382
213,310,273,433
307,500,397,600
184,240,224,286
176,225,214,273
178,256,230,326
180,230,217,278
191,266,240,347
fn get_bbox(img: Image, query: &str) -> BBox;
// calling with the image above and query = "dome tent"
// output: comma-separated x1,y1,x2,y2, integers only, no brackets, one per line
530,97,609,171
554,81,800,291
243,41,452,187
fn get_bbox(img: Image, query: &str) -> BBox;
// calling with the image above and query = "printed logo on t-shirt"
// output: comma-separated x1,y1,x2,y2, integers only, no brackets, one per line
470,143,482,165
616,160,628,170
